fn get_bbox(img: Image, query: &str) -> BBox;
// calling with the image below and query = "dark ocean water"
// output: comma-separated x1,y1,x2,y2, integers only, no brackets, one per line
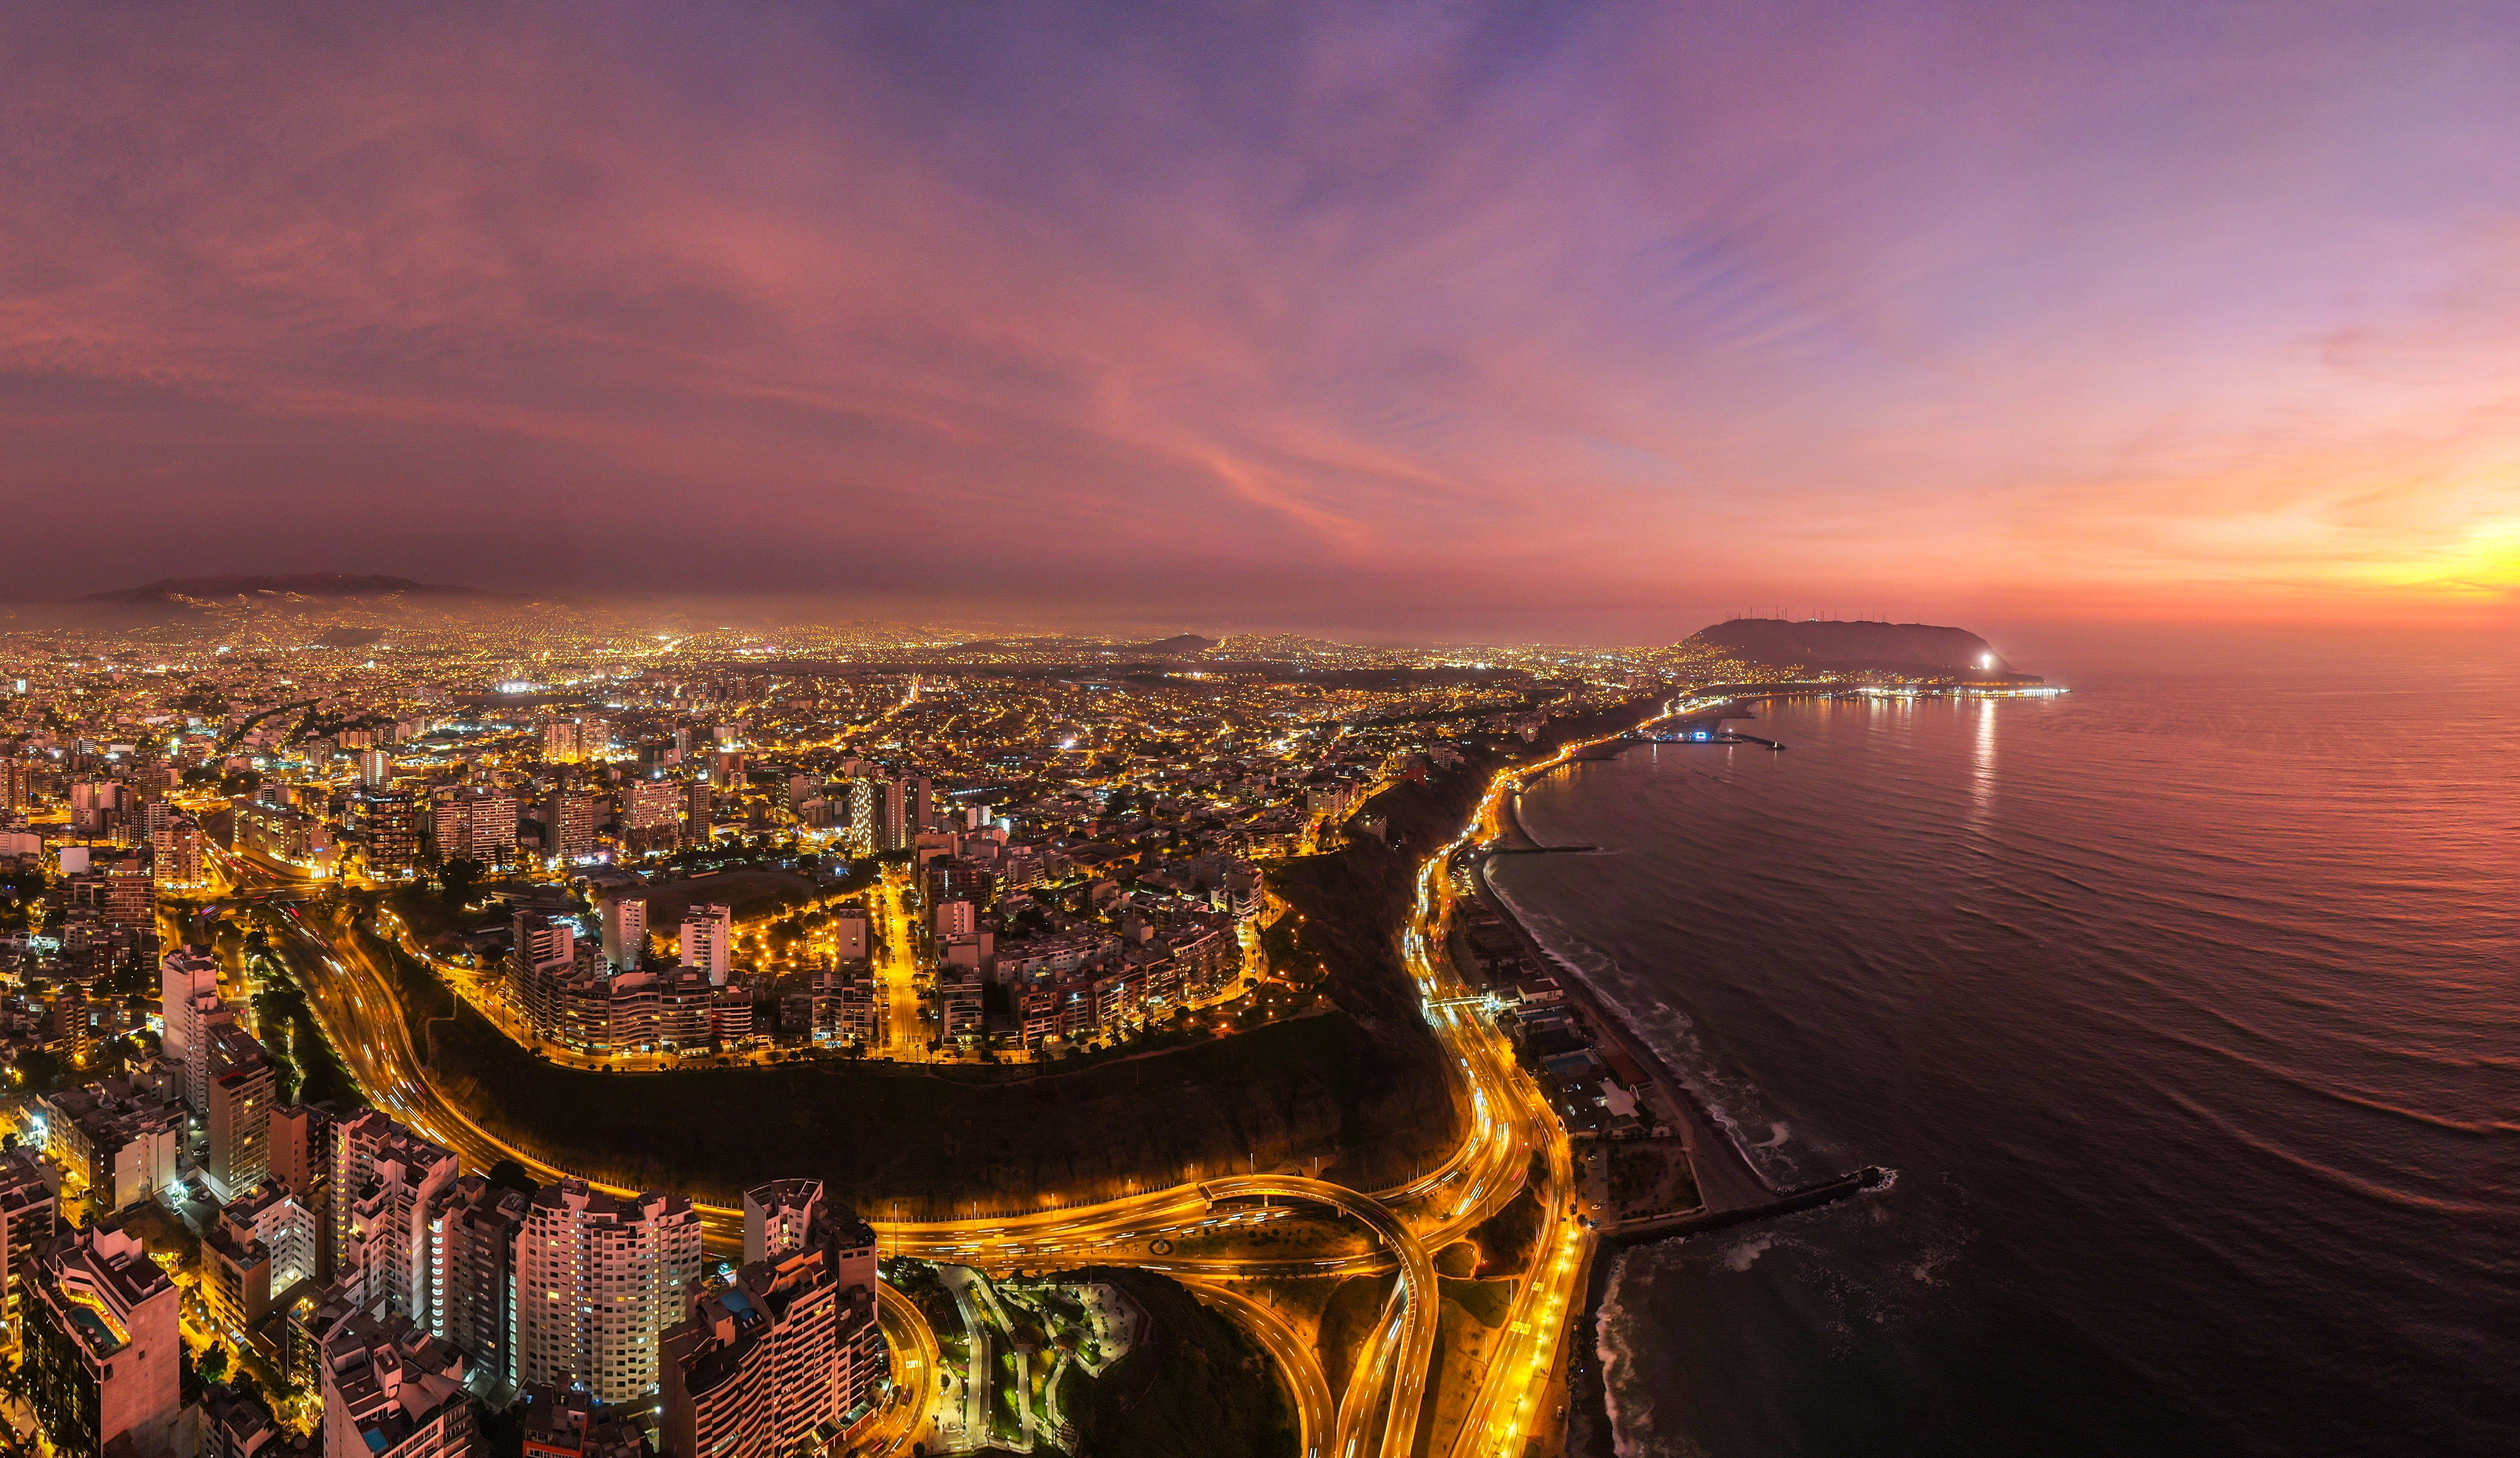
1487,646,2520,1457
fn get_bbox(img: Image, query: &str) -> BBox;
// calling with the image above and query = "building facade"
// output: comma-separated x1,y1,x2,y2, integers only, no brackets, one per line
333,1113,460,1327
318,1311,474,1458
23,1223,182,1458
516,1181,703,1405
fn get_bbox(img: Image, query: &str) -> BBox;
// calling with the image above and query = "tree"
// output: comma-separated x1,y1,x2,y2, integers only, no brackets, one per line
439,856,485,908
486,1159,541,1201
10,1049,62,1094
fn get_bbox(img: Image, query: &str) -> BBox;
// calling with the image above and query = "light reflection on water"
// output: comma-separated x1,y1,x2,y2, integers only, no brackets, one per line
1495,649,2520,1457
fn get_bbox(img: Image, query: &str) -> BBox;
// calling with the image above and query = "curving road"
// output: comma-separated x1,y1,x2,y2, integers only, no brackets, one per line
863,1283,941,1456
1179,1279,1334,1458
209,702,1696,1456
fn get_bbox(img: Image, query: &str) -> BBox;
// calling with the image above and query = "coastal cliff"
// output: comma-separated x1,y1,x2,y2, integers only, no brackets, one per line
1688,618,2027,679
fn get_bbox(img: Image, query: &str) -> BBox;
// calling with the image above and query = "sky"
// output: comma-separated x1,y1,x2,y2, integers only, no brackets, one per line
4,1,2516,641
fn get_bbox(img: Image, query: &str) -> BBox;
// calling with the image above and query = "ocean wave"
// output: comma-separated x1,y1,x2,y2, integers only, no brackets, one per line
1593,1249,1661,1458
1722,1232,1776,1272
1487,869,1813,1186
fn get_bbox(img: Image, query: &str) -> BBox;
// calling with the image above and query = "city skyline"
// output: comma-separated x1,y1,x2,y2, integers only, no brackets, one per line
0,8,2508,1458
7,2,2516,636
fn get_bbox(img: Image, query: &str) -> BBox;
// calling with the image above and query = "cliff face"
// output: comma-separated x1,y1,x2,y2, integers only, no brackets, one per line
1688,619,2018,678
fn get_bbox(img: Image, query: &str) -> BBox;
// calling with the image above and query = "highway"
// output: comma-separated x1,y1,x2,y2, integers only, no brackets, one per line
207,702,1694,1456
1180,1278,1333,1458
862,1283,941,1457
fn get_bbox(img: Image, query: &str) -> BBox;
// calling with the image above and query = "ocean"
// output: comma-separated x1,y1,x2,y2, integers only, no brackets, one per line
1486,641,2520,1456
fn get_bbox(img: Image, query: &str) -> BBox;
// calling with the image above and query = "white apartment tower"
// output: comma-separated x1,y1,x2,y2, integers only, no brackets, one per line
602,897,649,970
332,1112,461,1326
679,904,733,986
159,945,230,1111
319,1310,474,1458
741,1179,821,1267
832,906,868,964
516,1180,703,1405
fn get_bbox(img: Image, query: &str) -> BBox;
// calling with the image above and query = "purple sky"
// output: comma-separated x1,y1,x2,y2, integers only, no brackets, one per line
4,2,2516,639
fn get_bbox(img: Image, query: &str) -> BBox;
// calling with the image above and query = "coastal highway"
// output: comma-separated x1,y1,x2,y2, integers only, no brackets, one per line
1181,1279,1334,1458
1203,1175,1437,1458
215,701,1689,1455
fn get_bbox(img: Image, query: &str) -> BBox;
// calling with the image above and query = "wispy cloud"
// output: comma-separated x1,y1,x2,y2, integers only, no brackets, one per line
1,1,2514,632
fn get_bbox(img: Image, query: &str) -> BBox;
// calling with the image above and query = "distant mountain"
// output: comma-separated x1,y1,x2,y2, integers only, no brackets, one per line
1688,619,2024,678
1127,633,1218,656
84,573,486,604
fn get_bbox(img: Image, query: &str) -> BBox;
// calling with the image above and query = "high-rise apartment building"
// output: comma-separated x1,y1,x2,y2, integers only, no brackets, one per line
354,790,425,878
601,896,648,970
544,791,599,863
23,1222,182,1458
516,1181,703,1405
160,945,229,1110
69,779,123,838
543,720,586,764
431,789,518,869
203,1023,276,1202
938,974,986,1041
833,905,868,963
33,1078,181,1213
679,904,733,986
271,1102,337,1281
318,1310,474,1458
83,847,155,928
683,781,713,846
224,1177,319,1296
823,972,877,1045
509,911,582,1036
876,778,906,852
664,1181,883,1458
202,1202,273,1338
426,1175,530,1386
152,815,205,889
622,779,680,853
515,910,576,969
0,1148,60,1340
845,778,874,856
333,1113,460,1326
355,748,392,789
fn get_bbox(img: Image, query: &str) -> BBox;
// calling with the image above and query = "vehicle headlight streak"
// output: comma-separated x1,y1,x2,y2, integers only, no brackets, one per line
251,703,1672,1456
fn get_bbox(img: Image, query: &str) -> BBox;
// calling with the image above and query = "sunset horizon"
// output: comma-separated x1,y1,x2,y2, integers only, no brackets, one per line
3,8,2511,1458
8,3,2516,633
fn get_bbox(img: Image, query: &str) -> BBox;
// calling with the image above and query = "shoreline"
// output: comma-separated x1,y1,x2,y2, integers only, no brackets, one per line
1475,731,1883,1458
1481,767,1789,1210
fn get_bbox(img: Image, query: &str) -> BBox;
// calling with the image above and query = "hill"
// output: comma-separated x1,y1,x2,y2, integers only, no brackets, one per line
1688,618,2025,678
85,573,486,603
1128,632,1218,655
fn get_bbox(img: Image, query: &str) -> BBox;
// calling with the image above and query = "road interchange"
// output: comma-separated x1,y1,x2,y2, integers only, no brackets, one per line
207,703,1691,1455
